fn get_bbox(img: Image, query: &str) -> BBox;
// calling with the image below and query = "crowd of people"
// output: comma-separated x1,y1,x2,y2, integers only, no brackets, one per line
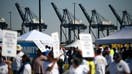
0,44,132,74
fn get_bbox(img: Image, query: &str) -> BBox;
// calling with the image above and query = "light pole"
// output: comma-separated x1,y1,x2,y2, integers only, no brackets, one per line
73,2,76,24
72,3,76,40
9,11,12,30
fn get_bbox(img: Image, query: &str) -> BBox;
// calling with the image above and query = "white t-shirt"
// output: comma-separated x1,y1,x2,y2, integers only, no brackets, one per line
23,64,32,74
69,64,89,74
46,62,59,74
108,60,130,74
0,63,8,74
94,55,107,74
126,58,132,73
12,51,24,71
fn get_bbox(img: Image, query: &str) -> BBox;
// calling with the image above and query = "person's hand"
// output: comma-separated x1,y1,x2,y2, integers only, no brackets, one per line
5,60,12,65
5,60,12,69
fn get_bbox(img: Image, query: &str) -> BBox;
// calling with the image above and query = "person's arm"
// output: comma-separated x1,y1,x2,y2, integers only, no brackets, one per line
40,55,47,60
46,59,57,71
5,60,12,74
46,54,62,71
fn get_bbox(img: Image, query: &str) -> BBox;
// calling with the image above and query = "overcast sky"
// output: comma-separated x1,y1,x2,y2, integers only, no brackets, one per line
0,0,132,35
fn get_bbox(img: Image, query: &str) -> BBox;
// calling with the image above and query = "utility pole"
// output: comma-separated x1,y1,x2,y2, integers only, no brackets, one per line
9,11,12,30
74,3,80,39
73,2,77,40
73,2,76,25
39,0,42,31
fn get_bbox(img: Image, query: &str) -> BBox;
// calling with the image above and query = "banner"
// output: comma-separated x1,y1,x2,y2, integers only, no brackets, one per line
51,32,60,58
2,30,17,57
79,33,94,57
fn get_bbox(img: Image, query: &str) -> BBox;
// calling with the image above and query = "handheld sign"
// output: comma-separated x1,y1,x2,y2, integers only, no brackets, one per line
2,30,17,57
79,33,94,57
33,40,46,52
51,32,60,58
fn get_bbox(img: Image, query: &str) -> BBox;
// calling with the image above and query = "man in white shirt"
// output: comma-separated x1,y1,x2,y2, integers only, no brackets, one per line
107,53,130,74
69,56,89,74
94,49,107,74
12,45,24,74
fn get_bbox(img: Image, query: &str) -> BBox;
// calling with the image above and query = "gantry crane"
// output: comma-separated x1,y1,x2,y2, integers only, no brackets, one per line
51,2,87,44
79,4,116,39
91,9,117,38
62,8,87,43
122,10,132,26
109,4,132,29
15,3,47,34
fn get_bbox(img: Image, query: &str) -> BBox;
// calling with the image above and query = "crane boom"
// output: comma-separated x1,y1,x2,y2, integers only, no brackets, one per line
78,4,91,23
15,3,25,21
51,2,63,23
78,4,96,38
108,4,122,26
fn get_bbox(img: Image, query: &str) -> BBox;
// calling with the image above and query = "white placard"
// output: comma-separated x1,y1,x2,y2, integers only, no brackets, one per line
79,33,94,57
51,32,60,58
33,40,46,52
2,30,17,57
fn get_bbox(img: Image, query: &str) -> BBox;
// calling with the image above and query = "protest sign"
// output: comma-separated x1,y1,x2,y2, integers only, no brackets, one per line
79,33,94,57
51,32,60,58
2,30,17,57
33,40,46,52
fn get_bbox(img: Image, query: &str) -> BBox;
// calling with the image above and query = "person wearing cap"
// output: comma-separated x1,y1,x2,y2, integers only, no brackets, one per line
12,44,24,74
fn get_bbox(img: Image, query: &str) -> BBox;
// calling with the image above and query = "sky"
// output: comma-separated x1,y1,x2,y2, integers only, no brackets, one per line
0,0,132,37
